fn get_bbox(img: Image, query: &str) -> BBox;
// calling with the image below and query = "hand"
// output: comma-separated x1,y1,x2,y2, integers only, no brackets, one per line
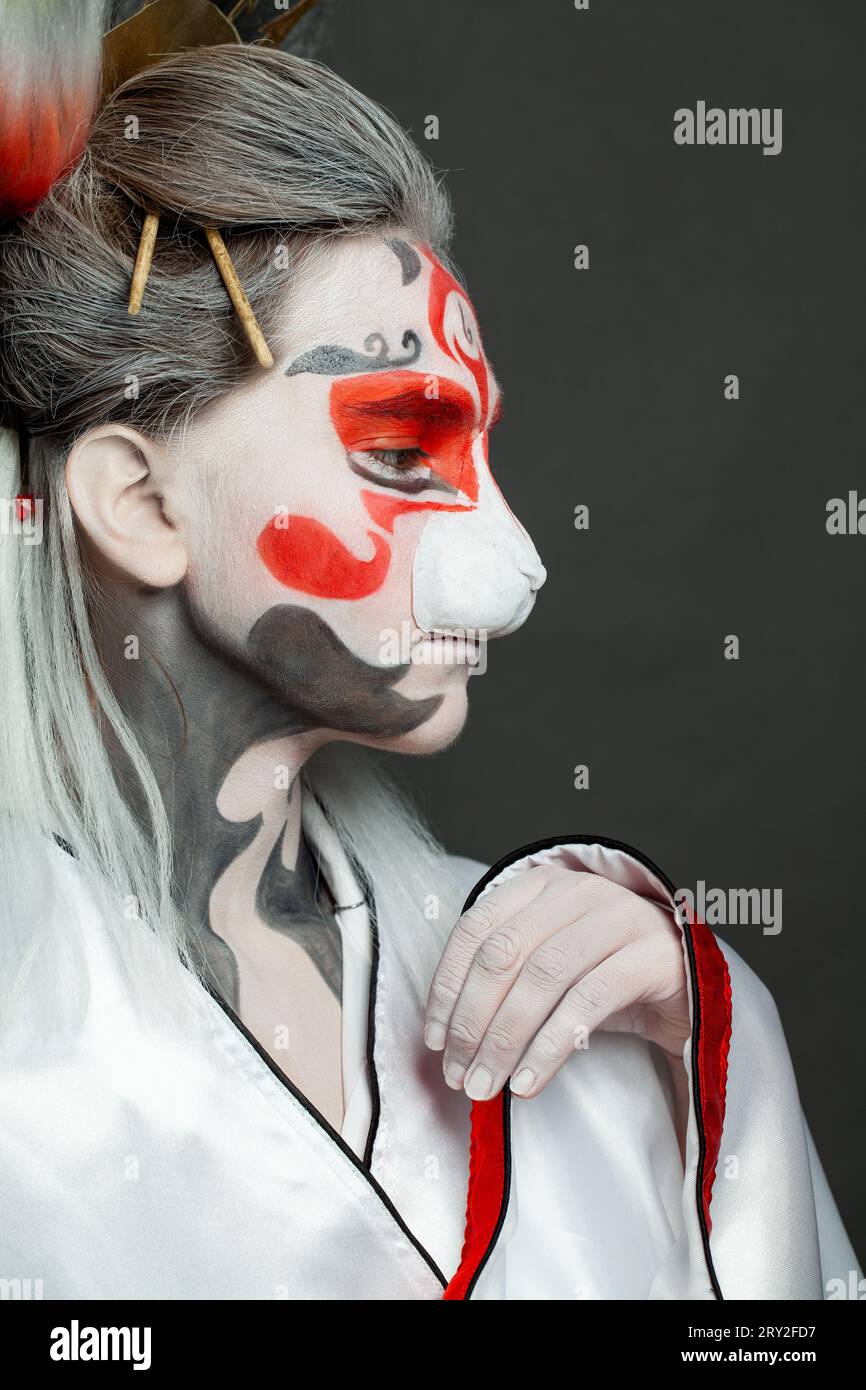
424,864,690,1100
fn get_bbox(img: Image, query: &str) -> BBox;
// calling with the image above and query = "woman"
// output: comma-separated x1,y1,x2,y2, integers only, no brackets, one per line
0,0,857,1299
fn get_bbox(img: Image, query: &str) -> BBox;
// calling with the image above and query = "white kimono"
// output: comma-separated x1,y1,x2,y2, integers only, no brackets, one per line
0,804,858,1301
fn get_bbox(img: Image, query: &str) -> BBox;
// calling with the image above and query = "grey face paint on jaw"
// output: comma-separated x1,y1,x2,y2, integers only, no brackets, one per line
245,605,442,737
94,238,449,1012
96,586,442,1008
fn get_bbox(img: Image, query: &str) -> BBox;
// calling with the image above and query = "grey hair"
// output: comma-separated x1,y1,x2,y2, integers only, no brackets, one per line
1,44,453,442
0,44,462,1047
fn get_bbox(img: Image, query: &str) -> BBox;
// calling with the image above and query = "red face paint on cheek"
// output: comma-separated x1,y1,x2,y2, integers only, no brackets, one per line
256,372,486,599
255,253,495,602
257,515,391,600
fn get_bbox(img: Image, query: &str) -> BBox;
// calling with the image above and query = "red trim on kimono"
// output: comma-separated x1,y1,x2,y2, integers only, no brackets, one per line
442,1091,508,1300
688,918,733,1234
443,917,734,1295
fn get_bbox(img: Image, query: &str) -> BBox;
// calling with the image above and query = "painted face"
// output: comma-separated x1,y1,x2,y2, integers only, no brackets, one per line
175,232,545,752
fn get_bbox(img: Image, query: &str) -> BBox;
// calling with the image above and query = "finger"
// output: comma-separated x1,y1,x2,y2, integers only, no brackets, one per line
450,891,629,1092
424,866,552,1049
460,902,648,1099
437,871,616,1082
509,939,662,1098
440,893,563,1089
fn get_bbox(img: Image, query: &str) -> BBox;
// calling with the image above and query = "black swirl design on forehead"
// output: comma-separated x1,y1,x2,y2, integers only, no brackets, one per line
285,237,425,379
386,237,422,285
285,329,421,379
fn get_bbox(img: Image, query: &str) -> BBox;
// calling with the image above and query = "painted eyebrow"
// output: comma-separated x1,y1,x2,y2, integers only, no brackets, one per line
337,383,476,427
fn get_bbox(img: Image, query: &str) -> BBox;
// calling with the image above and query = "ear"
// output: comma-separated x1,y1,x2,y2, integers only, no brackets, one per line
65,424,188,587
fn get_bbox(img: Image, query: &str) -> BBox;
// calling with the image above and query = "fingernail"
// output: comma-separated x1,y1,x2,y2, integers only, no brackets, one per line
511,1067,535,1096
465,1066,494,1101
424,1022,446,1051
444,1062,466,1089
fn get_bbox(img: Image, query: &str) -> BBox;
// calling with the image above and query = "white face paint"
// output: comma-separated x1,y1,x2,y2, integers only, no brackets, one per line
405,247,546,638
175,231,545,756
412,440,546,636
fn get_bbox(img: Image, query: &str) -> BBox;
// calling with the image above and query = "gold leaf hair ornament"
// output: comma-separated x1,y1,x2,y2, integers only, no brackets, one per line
106,0,323,368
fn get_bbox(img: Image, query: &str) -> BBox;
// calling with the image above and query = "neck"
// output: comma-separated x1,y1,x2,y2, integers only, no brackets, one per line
92,581,339,1007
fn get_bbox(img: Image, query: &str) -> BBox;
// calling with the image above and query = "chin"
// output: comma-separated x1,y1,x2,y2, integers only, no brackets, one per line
383,679,470,756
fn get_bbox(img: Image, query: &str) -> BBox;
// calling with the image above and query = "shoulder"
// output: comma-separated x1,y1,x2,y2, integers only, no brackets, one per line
715,937,782,1032
446,853,489,905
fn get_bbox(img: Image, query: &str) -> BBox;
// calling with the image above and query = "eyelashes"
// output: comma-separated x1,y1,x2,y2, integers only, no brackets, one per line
348,446,437,493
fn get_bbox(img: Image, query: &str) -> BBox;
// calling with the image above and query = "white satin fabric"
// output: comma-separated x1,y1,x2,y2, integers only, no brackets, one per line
467,844,860,1300
0,829,858,1300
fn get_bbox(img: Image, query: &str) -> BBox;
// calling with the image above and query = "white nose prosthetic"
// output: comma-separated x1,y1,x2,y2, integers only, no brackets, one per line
411,453,546,638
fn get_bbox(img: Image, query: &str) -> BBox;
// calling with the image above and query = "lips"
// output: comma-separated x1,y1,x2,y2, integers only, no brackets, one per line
410,633,482,666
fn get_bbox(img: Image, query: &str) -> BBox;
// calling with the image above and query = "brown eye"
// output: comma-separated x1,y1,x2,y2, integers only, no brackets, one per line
368,447,429,471
348,446,433,489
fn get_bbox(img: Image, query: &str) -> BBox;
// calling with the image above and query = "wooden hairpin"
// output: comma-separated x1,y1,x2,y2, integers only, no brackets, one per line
204,227,274,369
126,215,274,370
127,211,159,315
108,0,326,369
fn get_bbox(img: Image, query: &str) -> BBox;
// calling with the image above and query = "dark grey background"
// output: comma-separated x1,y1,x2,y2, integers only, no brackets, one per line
320,1,865,1260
